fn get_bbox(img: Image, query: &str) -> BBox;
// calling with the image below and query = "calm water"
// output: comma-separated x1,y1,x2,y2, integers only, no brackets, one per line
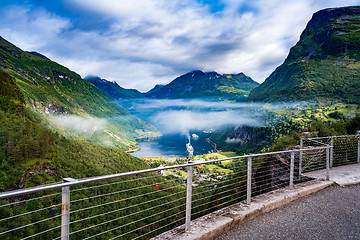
118,99,219,157
130,132,213,157
118,98,263,157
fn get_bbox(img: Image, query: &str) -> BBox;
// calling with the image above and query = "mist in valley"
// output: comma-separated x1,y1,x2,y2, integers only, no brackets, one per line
48,99,309,157
118,98,308,157
51,115,108,134
119,99,308,133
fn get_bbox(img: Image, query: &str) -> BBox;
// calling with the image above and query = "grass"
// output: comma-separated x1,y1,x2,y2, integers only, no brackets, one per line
203,164,233,174
170,169,187,178
271,102,360,127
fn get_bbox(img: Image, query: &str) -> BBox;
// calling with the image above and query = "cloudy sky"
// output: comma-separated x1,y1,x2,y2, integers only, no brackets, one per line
0,0,359,91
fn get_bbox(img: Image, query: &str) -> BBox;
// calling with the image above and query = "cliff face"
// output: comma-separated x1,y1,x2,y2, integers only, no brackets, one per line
248,6,360,103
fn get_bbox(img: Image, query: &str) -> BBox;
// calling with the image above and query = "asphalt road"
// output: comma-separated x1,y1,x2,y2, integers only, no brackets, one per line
217,184,360,240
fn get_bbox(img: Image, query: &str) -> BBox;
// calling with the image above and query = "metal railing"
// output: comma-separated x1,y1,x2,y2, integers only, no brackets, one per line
0,132,359,239
300,134,360,176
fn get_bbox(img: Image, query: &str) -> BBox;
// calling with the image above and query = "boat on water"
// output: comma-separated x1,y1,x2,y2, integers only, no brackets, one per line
192,133,199,140
186,136,194,157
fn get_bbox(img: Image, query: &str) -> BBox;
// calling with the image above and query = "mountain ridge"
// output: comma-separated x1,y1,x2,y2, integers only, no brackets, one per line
84,75,144,99
248,6,360,103
86,70,259,101
145,70,259,101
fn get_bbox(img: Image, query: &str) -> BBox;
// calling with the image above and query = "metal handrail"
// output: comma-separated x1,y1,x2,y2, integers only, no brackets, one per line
0,146,330,200
1,131,358,240
306,134,357,140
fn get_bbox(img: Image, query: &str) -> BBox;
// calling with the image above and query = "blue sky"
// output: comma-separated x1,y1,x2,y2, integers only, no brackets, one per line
1,0,359,91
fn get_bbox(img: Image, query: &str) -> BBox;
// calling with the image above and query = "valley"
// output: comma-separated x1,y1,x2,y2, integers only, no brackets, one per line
0,2,359,203
121,97,360,158
0,4,360,240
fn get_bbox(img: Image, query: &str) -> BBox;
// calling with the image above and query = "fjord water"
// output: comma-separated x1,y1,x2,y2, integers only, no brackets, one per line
131,132,213,157
118,98,261,157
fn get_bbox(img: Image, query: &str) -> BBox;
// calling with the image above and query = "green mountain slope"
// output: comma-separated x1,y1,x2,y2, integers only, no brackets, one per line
145,70,259,101
84,75,144,99
248,6,360,103
0,36,159,151
0,69,150,190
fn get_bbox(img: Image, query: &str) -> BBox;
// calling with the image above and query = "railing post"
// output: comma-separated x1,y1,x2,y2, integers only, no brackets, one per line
61,178,77,240
330,137,333,168
247,156,252,205
326,147,330,180
357,130,360,164
185,164,193,232
299,138,303,181
290,152,294,189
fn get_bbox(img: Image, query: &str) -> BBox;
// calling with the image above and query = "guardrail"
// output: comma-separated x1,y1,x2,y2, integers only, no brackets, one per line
300,134,360,174
0,145,342,240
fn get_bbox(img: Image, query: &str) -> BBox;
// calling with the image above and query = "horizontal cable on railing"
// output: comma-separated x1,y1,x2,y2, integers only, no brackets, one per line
78,203,186,240
0,202,62,222
132,216,186,240
70,184,184,213
251,182,287,194
303,158,325,167
194,175,246,188
193,179,246,193
0,191,61,208
192,189,247,209
220,169,247,175
67,191,186,234
21,224,61,240
192,182,219,192
71,178,179,203
192,187,245,203
251,177,287,187
72,174,163,192
193,196,244,215
192,192,246,215
192,181,246,199
305,139,330,146
70,194,186,226
108,210,186,240
194,192,245,212
302,151,325,168
193,173,246,187
192,187,247,206
0,212,61,236
209,170,246,177
307,134,356,140
253,165,291,174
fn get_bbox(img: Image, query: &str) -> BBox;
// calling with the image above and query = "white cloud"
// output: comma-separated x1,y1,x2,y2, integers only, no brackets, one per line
1,0,360,91
0,6,69,50
121,99,302,134
52,115,108,133
154,110,262,134
121,99,311,135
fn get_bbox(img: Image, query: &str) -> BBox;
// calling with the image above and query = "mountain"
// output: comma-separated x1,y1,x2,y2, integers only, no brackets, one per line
0,36,160,151
146,84,165,96
145,70,259,101
248,6,360,103
84,75,144,99
84,71,258,102
0,68,151,190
